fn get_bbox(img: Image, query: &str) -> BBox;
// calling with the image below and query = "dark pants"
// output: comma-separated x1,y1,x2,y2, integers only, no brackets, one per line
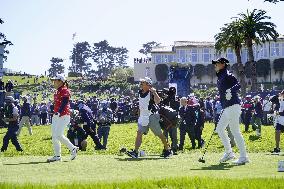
262,111,271,125
179,123,195,149
195,126,204,148
164,127,178,151
214,114,221,128
97,126,110,148
83,125,104,148
1,125,22,152
117,112,124,123
41,113,47,125
244,111,252,131
0,91,5,107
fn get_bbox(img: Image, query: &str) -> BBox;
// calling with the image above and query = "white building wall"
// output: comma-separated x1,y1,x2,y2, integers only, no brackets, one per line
135,39,284,84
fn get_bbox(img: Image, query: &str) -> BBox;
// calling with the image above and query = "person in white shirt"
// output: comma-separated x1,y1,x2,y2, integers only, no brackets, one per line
262,95,272,125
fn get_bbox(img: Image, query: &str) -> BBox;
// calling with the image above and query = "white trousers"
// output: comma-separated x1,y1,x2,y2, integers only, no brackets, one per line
216,104,247,158
18,116,32,135
51,115,75,156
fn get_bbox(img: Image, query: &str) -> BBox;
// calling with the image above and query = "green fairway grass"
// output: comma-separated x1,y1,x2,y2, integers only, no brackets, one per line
1,123,284,188
0,153,284,188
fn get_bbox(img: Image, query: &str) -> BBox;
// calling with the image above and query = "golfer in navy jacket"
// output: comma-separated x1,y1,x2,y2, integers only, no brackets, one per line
212,58,249,165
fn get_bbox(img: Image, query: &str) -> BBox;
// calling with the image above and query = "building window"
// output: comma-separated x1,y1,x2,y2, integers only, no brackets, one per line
145,67,150,77
255,45,260,60
260,43,268,58
241,48,248,63
168,54,174,63
270,42,280,57
155,54,162,64
186,50,191,62
191,49,198,63
281,43,284,56
203,48,211,63
226,48,234,63
177,49,186,63
162,55,167,63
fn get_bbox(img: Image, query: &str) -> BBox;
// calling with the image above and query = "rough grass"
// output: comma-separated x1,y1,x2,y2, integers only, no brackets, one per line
0,123,283,157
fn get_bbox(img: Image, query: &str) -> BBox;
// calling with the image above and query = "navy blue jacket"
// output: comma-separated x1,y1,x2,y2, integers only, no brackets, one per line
179,105,196,127
216,68,241,109
79,104,95,130
21,102,31,117
0,81,4,90
253,101,263,118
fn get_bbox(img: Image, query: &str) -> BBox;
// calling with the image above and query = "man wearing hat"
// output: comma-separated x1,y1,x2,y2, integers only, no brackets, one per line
212,57,249,165
1,96,23,152
126,77,172,158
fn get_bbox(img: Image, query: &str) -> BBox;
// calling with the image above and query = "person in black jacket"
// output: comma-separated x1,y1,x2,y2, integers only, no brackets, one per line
5,79,13,96
251,96,263,137
17,96,32,136
162,87,179,155
1,96,23,152
178,97,197,150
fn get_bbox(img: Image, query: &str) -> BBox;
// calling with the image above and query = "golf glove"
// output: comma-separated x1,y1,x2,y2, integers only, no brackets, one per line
225,89,232,100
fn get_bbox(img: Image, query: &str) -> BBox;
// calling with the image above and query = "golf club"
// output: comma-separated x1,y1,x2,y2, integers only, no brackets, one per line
198,128,216,163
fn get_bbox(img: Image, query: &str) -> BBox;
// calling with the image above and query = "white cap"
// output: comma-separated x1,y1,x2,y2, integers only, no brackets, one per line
254,95,261,100
101,100,107,104
139,77,152,85
189,93,195,97
51,74,66,82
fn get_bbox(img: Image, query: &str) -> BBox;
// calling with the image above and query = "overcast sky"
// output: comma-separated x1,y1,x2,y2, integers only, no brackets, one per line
1,0,284,75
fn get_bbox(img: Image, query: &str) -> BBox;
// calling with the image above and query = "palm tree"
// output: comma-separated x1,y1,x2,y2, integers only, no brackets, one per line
237,9,279,91
214,20,246,97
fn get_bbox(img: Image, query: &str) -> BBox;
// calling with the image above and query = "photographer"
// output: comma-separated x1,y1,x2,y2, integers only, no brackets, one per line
1,96,23,152
67,110,87,151
78,101,105,150
97,100,112,149
161,87,179,155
